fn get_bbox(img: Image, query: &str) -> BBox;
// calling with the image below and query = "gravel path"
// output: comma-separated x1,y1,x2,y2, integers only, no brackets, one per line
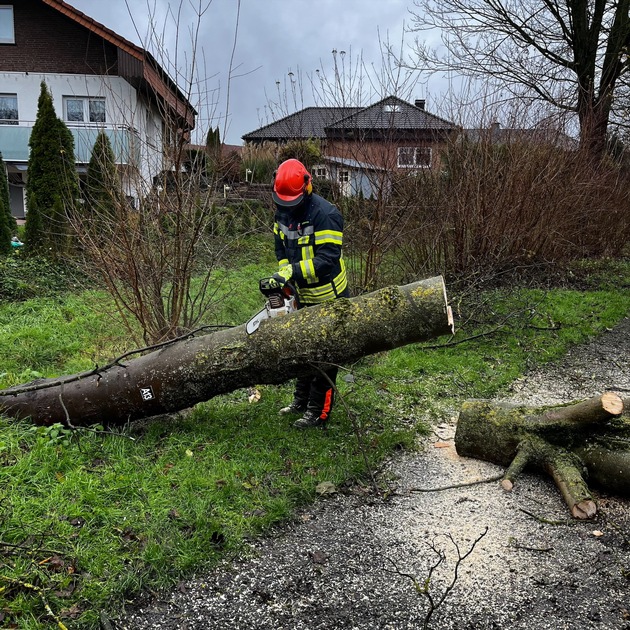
120,317,630,630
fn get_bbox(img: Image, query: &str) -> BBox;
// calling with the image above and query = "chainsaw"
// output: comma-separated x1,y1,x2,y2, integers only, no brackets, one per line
245,278,299,335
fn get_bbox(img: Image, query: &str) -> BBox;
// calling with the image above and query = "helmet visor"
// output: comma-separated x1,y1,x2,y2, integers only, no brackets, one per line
272,189,305,207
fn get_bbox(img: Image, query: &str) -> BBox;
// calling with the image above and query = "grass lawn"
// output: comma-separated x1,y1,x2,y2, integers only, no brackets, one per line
0,257,629,629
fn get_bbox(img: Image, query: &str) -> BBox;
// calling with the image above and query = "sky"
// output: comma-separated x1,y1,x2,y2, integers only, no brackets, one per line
67,0,447,145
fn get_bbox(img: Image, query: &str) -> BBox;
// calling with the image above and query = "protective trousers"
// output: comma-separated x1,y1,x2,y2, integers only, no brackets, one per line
293,366,338,422
292,286,349,421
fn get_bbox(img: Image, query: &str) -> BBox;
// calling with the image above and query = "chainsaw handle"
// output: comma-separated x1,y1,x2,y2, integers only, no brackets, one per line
283,280,298,299
258,277,299,308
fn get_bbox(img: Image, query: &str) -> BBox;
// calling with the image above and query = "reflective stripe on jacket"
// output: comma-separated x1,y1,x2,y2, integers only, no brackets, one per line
274,193,347,305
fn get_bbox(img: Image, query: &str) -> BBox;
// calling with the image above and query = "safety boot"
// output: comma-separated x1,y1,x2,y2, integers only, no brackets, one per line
279,400,308,416
293,410,327,429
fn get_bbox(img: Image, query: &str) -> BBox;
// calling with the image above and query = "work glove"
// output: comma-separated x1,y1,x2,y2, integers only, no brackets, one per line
270,264,293,287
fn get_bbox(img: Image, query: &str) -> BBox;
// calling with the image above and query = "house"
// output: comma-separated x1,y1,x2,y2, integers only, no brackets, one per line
0,0,196,220
316,156,387,198
242,96,459,198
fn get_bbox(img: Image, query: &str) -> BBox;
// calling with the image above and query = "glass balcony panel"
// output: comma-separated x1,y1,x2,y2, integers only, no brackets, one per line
0,125,139,165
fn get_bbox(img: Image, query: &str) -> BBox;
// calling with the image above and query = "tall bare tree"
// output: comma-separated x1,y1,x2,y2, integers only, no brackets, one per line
408,0,630,159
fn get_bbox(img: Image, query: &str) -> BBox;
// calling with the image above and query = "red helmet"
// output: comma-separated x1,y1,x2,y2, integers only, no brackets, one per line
272,159,312,207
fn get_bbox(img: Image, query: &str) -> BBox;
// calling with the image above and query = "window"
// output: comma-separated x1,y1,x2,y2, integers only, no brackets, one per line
0,6,14,44
383,103,400,113
312,165,328,178
0,93,17,124
63,96,106,123
397,146,432,168
338,169,351,196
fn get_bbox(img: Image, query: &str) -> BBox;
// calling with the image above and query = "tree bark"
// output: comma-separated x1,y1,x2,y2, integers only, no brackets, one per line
455,394,629,518
0,276,453,427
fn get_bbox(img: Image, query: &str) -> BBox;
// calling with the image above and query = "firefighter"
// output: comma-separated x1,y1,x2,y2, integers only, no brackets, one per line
270,158,349,429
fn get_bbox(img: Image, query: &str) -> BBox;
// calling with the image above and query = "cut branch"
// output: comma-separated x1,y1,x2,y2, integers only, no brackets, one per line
537,391,623,426
455,393,628,518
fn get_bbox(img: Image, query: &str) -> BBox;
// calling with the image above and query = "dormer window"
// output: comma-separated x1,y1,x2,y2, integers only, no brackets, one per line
383,103,400,113
0,6,15,44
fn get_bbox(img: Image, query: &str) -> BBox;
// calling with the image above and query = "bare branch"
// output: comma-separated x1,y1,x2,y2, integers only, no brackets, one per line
407,0,630,157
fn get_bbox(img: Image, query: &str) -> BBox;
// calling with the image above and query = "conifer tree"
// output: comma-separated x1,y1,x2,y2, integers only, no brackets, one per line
85,131,119,225
24,82,79,257
205,126,221,177
206,126,220,151
0,154,15,256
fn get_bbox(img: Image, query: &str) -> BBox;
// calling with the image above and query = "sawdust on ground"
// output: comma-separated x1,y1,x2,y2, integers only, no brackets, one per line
119,317,630,630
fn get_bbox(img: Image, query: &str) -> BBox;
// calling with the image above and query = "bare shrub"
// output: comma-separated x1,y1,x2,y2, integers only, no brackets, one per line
67,2,252,345
394,132,630,281
72,148,229,344
241,142,277,184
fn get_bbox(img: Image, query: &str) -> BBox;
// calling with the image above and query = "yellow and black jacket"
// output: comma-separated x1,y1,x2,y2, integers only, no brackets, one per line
274,193,348,305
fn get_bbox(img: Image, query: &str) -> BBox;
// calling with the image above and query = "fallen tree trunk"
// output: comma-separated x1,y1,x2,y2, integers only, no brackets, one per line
455,393,629,519
0,276,453,427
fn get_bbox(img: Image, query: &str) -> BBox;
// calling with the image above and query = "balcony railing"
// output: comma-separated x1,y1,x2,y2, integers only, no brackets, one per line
0,122,140,164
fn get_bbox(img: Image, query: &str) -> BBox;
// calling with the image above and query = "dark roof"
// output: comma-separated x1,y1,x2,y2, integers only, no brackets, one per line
242,96,458,142
328,96,457,131
242,107,361,141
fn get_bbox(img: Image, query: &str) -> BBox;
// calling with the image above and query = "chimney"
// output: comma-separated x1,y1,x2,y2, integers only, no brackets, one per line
415,99,426,110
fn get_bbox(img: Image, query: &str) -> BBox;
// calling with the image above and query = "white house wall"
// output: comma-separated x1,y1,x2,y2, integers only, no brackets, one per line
0,71,165,201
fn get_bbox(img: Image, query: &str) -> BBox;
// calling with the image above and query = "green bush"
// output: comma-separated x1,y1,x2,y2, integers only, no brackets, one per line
0,255,86,302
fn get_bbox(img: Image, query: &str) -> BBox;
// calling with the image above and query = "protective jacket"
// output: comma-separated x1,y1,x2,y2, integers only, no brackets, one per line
274,193,347,305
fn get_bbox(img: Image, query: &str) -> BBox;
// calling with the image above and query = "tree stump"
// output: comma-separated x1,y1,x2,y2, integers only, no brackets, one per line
455,393,629,518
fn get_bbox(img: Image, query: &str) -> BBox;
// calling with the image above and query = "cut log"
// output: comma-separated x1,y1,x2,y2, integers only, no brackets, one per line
537,391,623,426
0,276,453,427
455,393,629,518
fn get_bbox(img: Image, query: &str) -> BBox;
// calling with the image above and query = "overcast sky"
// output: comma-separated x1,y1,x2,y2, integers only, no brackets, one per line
68,0,447,145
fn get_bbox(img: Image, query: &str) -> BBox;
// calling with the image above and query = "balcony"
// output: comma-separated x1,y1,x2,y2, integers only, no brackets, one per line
0,122,140,165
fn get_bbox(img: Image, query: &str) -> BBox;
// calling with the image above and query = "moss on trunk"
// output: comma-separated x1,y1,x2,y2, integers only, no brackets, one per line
455,395,629,518
0,276,453,427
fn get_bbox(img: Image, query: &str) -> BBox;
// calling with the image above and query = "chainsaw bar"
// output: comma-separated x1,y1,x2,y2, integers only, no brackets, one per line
246,307,268,335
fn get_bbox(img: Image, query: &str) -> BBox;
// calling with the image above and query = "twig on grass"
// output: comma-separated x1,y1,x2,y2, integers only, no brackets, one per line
418,326,505,350
310,361,379,494
0,541,63,556
0,574,69,630
420,297,556,351
58,390,75,430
